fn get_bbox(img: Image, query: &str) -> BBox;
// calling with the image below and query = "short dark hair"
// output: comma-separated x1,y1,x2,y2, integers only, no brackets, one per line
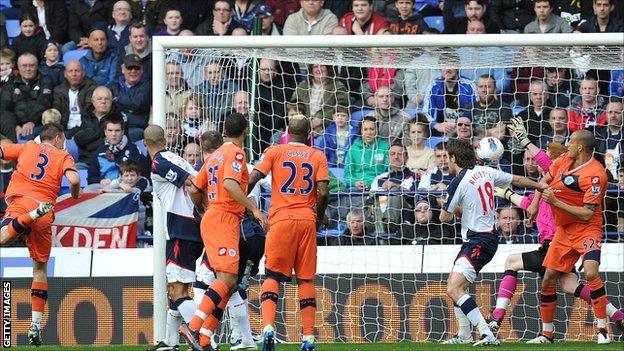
434,141,448,151
39,123,64,141
465,0,486,6
407,113,430,138
200,130,224,153
358,115,377,136
223,112,247,137
447,139,476,169
129,22,147,33
533,0,553,6
102,114,126,131
119,159,140,175
19,12,39,26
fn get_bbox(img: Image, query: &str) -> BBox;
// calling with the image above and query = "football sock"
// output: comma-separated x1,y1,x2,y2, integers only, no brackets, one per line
173,297,197,323
492,270,517,321
587,277,607,329
454,304,472,340
31,281,47,328
199,296,228,347
298,282,316,336
261,278,280,327
540,284,557,338
192,280,208,306
165,308,182,347
189,279,229,331
228,291,254,345
575,283,622,321
457,294,491,337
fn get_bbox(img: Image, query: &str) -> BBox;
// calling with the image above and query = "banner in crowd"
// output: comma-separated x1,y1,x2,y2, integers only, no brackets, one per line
2,274,622,346
51,193,138,249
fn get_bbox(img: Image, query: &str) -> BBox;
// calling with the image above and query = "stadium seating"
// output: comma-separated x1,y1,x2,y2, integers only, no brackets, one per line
65,138,79,161
424,16,444,32
425,136,446,148
349,108,374,129
62,49,88,65
5,19,20,43
135,139,148,156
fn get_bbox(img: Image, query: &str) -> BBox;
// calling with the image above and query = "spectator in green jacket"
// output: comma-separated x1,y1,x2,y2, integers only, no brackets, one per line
344,116,390,190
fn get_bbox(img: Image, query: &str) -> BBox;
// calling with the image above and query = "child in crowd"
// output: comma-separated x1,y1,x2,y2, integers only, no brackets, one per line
10,13,46,61
277,103,321,145
315,106,353,167
0,48,15,89
102,160,150,234
34,109,62,144
180,96,204,141
154,8,183,36
38,41,64,86
405,114,435,175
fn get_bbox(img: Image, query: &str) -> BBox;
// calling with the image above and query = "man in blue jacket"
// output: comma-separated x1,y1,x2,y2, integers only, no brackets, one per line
110,54,152,141
423,67,477,136
79,28,118,87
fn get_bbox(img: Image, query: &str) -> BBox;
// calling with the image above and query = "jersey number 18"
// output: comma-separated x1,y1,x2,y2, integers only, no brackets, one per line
477,181,495,215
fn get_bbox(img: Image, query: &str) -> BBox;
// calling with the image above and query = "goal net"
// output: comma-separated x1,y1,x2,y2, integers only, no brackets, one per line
152,34,624,343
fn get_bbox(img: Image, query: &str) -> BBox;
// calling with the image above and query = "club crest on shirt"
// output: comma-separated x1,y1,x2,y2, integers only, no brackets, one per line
232,162,242,172
591,186,600,195
564,176,574,185
165,169,178,182
228,249,236,257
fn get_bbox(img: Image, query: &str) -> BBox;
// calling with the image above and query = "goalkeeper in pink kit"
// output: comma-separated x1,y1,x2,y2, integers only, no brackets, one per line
487,117,624,332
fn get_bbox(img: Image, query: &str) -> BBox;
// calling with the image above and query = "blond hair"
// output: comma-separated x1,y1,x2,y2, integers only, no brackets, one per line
42,108,62,125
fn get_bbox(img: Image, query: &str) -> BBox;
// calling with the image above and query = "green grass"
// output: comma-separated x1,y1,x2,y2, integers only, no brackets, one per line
14,342,624,351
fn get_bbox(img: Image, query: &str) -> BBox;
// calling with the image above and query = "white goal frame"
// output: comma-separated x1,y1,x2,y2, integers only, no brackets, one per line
151,33,623,341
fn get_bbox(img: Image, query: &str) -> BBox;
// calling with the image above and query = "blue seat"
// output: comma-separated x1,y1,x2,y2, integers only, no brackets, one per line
349,108,374,129
329,167,344,184
424,16,444,33
135,139,147,156
426,136,446,148
5,19,20,39
61,168,88,188
63,49,88,66
65,138,79,161
405,108,421,117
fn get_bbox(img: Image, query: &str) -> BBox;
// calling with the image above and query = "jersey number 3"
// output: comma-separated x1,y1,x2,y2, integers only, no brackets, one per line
280,161,313,195
477,182,494,215
30,153,49,180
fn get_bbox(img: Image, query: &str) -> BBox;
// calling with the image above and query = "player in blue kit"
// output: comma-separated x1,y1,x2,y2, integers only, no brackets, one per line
439,139,546,346
144,125,203,351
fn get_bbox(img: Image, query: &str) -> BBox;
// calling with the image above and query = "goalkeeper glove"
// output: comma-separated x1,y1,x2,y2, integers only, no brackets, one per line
507,116,531,148
494,187,515,201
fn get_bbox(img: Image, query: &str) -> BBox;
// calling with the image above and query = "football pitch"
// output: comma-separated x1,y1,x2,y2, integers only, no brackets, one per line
16,342,624,351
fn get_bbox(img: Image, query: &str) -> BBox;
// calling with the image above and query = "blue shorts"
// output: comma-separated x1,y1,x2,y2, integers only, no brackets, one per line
453,232,498,283
166,238,203,272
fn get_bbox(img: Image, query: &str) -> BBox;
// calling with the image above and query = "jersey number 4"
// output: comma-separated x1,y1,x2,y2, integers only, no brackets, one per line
30,153,49,180
477,182,495,215
280,161,313,195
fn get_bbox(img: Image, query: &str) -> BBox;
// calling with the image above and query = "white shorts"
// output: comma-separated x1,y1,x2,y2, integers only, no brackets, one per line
452,256,477,284
166,262,197,284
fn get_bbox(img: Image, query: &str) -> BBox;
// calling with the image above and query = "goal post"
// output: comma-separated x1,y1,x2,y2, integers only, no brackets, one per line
151,33,624,342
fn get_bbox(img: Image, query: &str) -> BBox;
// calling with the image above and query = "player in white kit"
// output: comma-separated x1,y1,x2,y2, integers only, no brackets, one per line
439,139,546,346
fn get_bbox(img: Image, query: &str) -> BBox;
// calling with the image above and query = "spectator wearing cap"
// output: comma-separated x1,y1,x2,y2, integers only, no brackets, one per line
118,22,152,78
283,0,338,35
339,0,389,35
110,54,151,141
107,0,135,54
263,0,300,27
79,28,119,87
20,0,69,44
64,0,110,53
256,4,281,35
52,60,97,134
195,0,245,36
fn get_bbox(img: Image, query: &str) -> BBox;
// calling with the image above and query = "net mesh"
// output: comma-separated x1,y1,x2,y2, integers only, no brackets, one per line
159,43,623,343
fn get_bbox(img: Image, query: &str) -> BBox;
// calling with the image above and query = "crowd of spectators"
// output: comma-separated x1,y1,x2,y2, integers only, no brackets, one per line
0,0,623,247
